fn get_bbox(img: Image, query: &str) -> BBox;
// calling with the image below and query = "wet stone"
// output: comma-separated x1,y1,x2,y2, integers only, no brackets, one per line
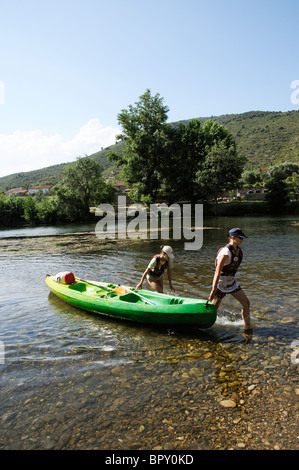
219,399,237,408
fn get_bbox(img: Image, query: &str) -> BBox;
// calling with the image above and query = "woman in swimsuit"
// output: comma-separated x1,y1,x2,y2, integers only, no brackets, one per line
136,245,175,293
209,228,251,329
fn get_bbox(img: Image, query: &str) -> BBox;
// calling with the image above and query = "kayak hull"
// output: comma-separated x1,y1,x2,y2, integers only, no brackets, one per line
45,275,217,328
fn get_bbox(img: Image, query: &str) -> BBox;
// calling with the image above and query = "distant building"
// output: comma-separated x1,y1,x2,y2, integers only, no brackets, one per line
113,182,127,193
5,188,28,197
5,185,53,196
27,185,53,195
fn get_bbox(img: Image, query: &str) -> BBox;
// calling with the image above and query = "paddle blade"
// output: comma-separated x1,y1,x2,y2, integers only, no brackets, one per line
114,286,128,295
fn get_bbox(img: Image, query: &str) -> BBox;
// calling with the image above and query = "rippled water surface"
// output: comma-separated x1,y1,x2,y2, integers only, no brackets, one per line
0,216,298,450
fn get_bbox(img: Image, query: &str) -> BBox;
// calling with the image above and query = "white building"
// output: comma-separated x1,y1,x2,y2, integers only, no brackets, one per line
27,185,53,195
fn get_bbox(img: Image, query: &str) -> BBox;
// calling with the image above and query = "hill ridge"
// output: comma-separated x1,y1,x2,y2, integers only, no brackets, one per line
1,109,298,190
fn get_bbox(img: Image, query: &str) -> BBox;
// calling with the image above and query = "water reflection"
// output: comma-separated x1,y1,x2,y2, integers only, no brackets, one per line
0,223,97,239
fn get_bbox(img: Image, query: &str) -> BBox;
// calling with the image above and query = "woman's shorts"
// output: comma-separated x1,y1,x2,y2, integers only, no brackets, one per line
146,273,164,283
216,275,242,299
216,284,242,299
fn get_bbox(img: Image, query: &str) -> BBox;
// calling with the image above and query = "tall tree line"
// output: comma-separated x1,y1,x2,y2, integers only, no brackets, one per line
108,89,246,205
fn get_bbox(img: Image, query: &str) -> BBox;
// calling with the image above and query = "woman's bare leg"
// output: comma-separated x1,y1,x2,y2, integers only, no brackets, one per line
231,289,251,329
147,278,164,293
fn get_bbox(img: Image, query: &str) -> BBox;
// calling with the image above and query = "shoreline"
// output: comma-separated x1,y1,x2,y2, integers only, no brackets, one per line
1,200,299,232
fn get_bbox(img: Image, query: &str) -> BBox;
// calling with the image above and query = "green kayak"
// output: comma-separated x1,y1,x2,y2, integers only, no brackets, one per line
45,275,217,328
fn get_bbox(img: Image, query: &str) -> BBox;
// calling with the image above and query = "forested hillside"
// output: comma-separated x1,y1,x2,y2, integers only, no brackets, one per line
195,110,299,169
0,142,124,191
1,110,298,191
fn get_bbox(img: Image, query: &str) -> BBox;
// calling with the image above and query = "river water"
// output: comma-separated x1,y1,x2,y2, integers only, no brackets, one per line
0,215,298,450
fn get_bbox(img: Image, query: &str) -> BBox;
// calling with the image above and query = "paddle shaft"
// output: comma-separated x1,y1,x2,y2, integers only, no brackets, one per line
75,277,155,305
76,277,120,292
119,285,157,305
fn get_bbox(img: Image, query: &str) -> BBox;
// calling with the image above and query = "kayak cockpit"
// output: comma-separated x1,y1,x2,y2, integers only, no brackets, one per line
118,293,141,303
67,282,143,303
59,278,201,307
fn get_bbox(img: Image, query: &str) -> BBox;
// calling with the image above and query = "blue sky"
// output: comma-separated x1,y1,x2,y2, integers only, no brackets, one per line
0,0,298,177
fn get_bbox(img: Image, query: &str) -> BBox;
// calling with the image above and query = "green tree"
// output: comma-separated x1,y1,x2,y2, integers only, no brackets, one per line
265,162,299,208
196,140,246,209
109,91,244,206
22,196,38,224
265,178,289,208
108,89,170,204
57,156,116,222
201,119,236,150
36,195,59,225
0,195,25,227
267,162,299,181
286,172,299,201
161,119,205,203
242,170,262,185
164,120,244,204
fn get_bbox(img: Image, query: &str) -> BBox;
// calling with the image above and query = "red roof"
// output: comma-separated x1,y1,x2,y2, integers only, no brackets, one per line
28,185,53,190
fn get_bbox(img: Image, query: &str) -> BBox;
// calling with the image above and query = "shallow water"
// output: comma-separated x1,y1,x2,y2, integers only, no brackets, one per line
0,216,298,450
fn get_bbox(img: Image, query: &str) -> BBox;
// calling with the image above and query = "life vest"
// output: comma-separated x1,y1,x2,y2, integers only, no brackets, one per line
215,244,243,276
149,255,169,278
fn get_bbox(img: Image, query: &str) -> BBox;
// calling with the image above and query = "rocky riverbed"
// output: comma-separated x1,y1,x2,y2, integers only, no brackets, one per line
1,330,298,450
1,218,298,450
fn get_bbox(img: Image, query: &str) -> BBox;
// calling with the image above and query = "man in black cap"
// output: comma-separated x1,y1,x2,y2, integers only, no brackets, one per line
209,227,251,329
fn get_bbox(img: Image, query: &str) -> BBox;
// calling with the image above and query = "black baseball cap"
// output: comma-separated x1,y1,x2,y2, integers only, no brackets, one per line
228,227,248,239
